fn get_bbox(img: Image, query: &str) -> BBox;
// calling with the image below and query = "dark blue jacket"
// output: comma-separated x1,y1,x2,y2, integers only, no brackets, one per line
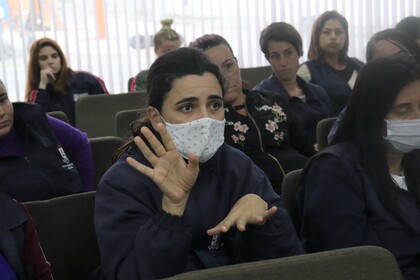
297,142,420,280
0,103,83,202
224,90,316,193
95,143,304,279
303,58,364,115
29,71,108,125
253,75,332,144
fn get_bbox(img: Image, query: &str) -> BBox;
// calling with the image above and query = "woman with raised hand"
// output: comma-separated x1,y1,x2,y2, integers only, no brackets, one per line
25,37,108,126
95,48,303,280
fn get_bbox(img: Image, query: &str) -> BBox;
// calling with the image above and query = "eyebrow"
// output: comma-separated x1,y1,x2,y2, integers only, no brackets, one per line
221,57,234,65
207,94,223,101
174,94,222,105
174,96,199,105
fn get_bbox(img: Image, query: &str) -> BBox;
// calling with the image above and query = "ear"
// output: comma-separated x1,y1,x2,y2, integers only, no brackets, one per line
147,106,163,131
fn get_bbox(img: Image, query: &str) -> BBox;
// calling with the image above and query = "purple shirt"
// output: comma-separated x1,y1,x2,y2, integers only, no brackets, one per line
0,116,94,191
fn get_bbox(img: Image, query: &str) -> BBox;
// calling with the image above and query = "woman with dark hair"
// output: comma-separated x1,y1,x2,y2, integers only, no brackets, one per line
254,22,332,144
190,34,316,193
95,48,303,279
298,11,364,116
366,28,420,61
327,28,420,144
396,16,420,46
298,55,420,280
0,79,93,201
25,37,108,125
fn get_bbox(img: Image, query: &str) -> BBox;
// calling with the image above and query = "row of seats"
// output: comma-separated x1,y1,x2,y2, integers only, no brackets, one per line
23,190,403,280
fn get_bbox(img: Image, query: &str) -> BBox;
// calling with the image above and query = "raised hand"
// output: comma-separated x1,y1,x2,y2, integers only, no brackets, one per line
127,123,200,216
207,194,277,235
39,68,56,89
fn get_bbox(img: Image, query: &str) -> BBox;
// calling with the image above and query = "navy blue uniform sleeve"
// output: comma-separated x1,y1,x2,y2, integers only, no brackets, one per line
301,154,382,251
29,89,54,112
95,160,193,280
76,71,109,95
239,174,304,259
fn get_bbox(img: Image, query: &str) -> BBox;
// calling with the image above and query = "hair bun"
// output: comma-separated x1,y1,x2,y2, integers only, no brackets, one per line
160,19,174,30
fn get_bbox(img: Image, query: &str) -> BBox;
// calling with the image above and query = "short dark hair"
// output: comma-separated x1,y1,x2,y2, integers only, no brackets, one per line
189,34,234,54
366,28,420,62
308,11,349,63
259,22,303,60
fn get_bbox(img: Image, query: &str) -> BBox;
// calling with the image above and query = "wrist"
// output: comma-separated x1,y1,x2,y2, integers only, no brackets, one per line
162,195,189,216
38,81,47,89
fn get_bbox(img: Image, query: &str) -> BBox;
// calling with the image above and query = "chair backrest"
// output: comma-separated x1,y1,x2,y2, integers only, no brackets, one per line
89,136,124,189
46,111,70,124
240,65,272,88
165,246,402,280
23,192,99,280
316,117,337,151
75,92,147,138
115,108,146,139
281,169,303,235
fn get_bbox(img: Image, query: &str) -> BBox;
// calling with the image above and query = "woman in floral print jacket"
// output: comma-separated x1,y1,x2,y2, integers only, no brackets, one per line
191,35,316,193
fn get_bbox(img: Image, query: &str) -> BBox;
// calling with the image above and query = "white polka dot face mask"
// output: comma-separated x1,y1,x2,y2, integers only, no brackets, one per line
164,117,226,163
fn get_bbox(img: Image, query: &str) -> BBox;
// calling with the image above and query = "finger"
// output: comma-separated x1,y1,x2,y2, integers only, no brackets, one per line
206,218,233,236
186,153,199,173
236,217,247,232
140,126,168,158
133,136,158,166
126,156,155,180
155,123,177,151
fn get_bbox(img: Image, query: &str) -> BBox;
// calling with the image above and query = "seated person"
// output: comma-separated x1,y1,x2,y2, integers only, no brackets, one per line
128,19,182,92
0,79,93,201
328,28,420,144
0,192,53,279
95,48,304,279
25,37,109,126
254,22,332,145
298,55,420,280
297,11,364,116
190,34,316,193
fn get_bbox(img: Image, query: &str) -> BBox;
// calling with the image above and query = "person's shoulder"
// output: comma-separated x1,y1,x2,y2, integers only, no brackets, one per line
349,57,365,69
252,74,276,90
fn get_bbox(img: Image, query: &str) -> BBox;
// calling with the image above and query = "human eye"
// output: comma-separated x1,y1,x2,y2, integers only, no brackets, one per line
0,94,9,104
39,55,48,61
269,53,280,60
335,29,344,35
389,105,409,117
179,103,194,113
209,100,223,110
51,53,59,59
322,29,331,35
285,49,294,57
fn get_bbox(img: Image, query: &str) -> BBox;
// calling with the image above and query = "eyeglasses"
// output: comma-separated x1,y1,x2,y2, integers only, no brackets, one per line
220,57,238,73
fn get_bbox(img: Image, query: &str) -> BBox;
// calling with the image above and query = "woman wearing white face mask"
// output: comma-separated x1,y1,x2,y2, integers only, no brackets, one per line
298,55,420,280
95,48,303,279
